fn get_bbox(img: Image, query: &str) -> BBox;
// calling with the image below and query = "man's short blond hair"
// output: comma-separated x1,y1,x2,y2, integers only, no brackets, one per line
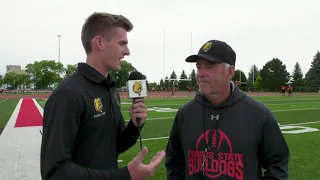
81,12,134,54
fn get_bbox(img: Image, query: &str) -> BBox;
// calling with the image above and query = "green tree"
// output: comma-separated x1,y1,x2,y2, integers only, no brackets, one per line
148,82,158,91
15,74,31,88
65,64,77,78
247,65,259,87
178,70,189,91
232,70,247,88
0,78,3,87
259,58,290,90
109,60,137,88
3,72,30,89
290,62,304,87
306,51,320,87
254,74,263,89
232,70,247,83
3,72,17,88
164,76,170,89
169,70,178,87
189,69,197,88
25,60,64,89
159,78,164,89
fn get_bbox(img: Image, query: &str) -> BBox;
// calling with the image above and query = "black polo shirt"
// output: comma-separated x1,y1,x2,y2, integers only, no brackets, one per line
40,62,140,180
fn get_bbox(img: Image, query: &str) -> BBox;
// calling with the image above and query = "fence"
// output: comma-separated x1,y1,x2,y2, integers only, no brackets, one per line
240,87,320,93
0,89,52,94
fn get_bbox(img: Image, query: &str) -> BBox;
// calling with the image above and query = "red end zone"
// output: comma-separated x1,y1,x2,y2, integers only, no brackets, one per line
14,98,43,127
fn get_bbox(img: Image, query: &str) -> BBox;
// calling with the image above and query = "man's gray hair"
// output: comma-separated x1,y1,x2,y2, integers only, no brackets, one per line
223,63,234,70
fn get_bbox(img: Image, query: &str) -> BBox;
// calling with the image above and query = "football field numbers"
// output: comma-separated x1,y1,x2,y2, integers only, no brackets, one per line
143,106,319,134
280,125,319,134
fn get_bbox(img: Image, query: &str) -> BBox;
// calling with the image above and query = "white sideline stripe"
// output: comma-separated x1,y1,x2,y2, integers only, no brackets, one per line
138,120,320,141
0,98,42,180
33,98,44,116
1,98,23,129
0,98,8,103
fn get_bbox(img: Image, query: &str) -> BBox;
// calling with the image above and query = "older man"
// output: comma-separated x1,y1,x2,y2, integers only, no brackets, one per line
165,40,289,180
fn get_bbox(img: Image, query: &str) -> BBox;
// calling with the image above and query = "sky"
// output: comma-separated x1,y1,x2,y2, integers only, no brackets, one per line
1,0,320,83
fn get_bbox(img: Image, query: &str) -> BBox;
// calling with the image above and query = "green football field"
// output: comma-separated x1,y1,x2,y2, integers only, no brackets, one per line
0,94,320,179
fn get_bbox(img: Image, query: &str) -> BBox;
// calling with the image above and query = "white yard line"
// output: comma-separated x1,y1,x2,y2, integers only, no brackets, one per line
0,98,8,104
285,121,320,126
273,107,320,112
0,98,42,180
33,98,44,116
138,136,169,141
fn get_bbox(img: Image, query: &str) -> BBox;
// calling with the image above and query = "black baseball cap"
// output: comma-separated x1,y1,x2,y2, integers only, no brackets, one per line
185,40,236,65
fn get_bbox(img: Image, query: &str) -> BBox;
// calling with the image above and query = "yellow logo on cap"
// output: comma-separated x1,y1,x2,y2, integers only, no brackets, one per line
132,81,143,96
94,97,103,113
202,41,212,52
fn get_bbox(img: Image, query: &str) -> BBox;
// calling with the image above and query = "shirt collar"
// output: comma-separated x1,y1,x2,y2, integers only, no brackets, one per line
77,62,116,87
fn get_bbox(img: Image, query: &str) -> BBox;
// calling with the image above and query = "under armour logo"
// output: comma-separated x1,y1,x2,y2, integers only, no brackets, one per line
211,114,219,120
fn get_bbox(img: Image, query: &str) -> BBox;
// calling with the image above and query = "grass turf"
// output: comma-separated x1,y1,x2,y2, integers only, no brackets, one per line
0,95,319,179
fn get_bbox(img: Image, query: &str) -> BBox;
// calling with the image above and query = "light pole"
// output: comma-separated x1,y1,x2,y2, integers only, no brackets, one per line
57,35,61,63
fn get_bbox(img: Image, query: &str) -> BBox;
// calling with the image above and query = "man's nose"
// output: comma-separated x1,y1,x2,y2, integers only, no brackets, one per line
197,69,207,76
124,46,130,56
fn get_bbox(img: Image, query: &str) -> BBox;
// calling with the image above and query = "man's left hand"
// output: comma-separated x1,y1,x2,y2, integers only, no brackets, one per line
129,98,147,127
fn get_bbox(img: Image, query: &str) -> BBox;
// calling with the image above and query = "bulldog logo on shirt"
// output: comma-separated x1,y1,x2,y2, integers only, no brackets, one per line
94,97,103,112
93,97,106,118
188,129,244,180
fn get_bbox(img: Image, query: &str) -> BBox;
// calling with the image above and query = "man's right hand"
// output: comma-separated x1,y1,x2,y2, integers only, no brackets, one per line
127,146,166,180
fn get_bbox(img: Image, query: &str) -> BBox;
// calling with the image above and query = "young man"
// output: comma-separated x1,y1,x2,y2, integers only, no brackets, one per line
165,40,290,180
40,12,165,180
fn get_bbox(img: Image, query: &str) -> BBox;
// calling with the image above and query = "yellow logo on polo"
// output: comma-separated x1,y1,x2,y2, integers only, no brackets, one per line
132,81,143,96
94,97,103,113
202,41,212,52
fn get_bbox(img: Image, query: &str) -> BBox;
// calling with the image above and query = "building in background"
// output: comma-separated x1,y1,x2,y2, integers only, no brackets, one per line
3,65,33,90
6,65,27,75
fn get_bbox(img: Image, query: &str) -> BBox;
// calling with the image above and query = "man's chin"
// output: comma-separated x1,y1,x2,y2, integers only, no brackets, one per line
110,66,121,71
199,88,210,94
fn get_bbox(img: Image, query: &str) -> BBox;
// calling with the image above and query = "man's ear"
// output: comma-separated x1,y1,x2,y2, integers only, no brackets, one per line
92,36,105,51
228,65,235,79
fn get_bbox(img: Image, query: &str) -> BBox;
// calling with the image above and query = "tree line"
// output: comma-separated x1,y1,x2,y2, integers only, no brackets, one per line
149,50,320,92
0,51,319,92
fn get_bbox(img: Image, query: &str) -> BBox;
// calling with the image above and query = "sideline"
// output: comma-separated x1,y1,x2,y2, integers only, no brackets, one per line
0,99,8,104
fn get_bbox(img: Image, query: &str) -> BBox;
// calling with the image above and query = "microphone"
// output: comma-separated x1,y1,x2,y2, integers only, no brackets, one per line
127,71,148,150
